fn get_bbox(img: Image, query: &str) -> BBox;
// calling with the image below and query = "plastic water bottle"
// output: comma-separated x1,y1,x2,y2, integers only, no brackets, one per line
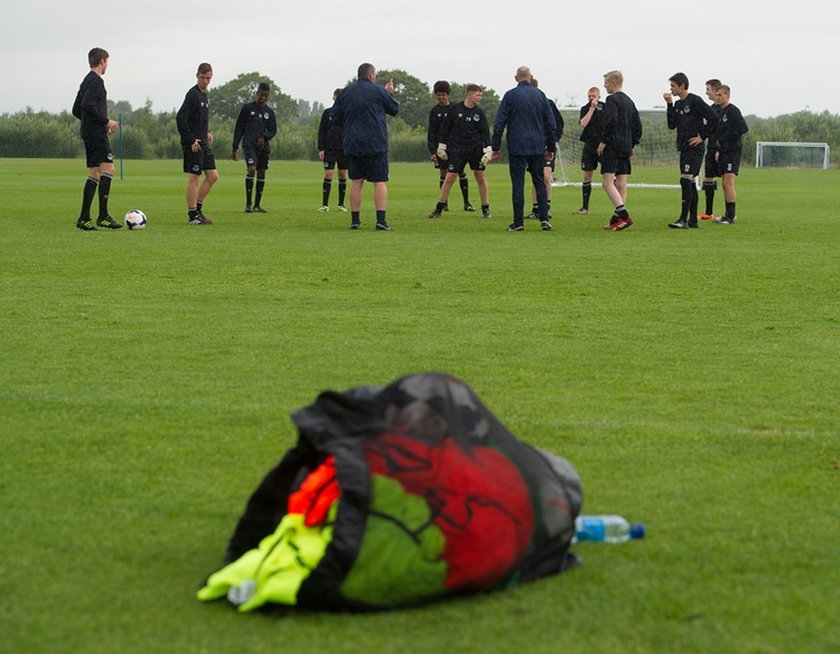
574,515,645,543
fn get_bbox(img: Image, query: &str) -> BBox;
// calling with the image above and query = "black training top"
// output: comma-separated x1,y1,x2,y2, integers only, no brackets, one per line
176,85,210,146
439,102,490,153
579,101,605,144
72,71,109,138
317,106,343,152
601,92,642,155
666,93,719,151
233,101,277,152
714,103,749,153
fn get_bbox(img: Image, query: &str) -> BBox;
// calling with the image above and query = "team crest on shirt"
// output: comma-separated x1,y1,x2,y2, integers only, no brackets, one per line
722,114,729,122
263,112,270,120
682,106,691,114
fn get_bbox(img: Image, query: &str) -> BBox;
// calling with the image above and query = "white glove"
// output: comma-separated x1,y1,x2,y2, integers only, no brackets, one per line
436,143,448,160
480,146,493,166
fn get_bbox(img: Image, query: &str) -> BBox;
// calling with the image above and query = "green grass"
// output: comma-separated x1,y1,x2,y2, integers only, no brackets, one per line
1,158,838,653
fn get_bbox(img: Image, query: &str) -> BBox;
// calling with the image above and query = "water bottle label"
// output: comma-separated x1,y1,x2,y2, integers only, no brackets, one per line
578,517,606,541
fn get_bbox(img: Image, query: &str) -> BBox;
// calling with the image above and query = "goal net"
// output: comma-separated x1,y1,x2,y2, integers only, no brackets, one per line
754,142,830,169
554,109,686,189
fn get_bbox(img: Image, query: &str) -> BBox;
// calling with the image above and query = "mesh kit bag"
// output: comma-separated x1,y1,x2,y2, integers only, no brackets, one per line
198,372,582,611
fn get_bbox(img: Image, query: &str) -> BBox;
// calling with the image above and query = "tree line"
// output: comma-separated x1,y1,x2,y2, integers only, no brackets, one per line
1,69,838,166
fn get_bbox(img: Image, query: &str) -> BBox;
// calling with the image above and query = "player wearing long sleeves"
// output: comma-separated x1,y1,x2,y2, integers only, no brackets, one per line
427,81,472,212
597,70,641,231
177,63,217,225
71,47,121,230
428,85,492,219
699,78,723,220
712,85,749,224
577,87,605,214
316,89,348,212
232,83,277,213
664,72,720,229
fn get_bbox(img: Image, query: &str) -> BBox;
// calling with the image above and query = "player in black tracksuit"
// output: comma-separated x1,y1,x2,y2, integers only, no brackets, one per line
598,71,642,231
232,83,277,213
664,72,719,228
317,89,348,211
712,84,749,224
428,81,472,211
177,62,218,225
577,87,605,214
699,79,723,219
71,47,121,230
428,85,491,219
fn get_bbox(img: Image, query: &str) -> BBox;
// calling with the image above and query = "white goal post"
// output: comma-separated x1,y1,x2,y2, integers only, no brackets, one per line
755,141,830,169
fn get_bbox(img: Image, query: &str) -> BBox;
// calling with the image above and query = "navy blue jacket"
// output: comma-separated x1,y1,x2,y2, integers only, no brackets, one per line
330,78,399,156
492,81,557,156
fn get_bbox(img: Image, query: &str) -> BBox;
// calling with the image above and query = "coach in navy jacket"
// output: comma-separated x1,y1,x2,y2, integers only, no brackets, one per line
331,68,399,156
330,63,400,230
492,66,557,231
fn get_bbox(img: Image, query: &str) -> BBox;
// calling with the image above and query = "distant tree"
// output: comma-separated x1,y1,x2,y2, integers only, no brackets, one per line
294,98,326,126
209,72,297,123
108,99,133,115
373,69,433,129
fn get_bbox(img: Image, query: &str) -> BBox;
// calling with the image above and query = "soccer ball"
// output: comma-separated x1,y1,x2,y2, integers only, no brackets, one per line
124,209,147,230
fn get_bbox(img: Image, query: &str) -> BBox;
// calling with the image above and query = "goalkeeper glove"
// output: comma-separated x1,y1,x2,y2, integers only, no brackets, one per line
436,143,448,160
480,146,493,166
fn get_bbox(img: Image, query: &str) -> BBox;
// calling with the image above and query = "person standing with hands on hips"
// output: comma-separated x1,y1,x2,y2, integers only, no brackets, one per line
177,62,218,225
663,72,719,229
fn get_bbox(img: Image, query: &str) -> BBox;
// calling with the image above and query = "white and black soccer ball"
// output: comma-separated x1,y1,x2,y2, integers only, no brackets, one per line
124,209,147,230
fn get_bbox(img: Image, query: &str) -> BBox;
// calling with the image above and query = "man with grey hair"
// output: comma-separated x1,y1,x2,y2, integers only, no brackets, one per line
491,66,557,232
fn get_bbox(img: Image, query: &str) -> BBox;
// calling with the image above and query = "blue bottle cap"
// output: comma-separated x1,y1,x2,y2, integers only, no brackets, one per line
630,523,645,539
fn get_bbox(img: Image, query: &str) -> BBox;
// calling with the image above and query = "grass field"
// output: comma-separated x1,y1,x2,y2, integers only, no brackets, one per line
1,157,838,653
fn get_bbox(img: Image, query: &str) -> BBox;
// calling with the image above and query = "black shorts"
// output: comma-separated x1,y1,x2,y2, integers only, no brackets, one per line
323,150,346,171
346,152,389,182
243,143,270,170
679,146,705,177
183,143,217,175
580,142,599,172
433,157,446,171
717,149,742,175
704,146,719,178
600,147,631,175
83,132,113,168
446,149,485,174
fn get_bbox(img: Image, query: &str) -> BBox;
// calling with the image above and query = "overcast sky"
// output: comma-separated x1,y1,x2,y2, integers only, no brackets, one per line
1,1,834,118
